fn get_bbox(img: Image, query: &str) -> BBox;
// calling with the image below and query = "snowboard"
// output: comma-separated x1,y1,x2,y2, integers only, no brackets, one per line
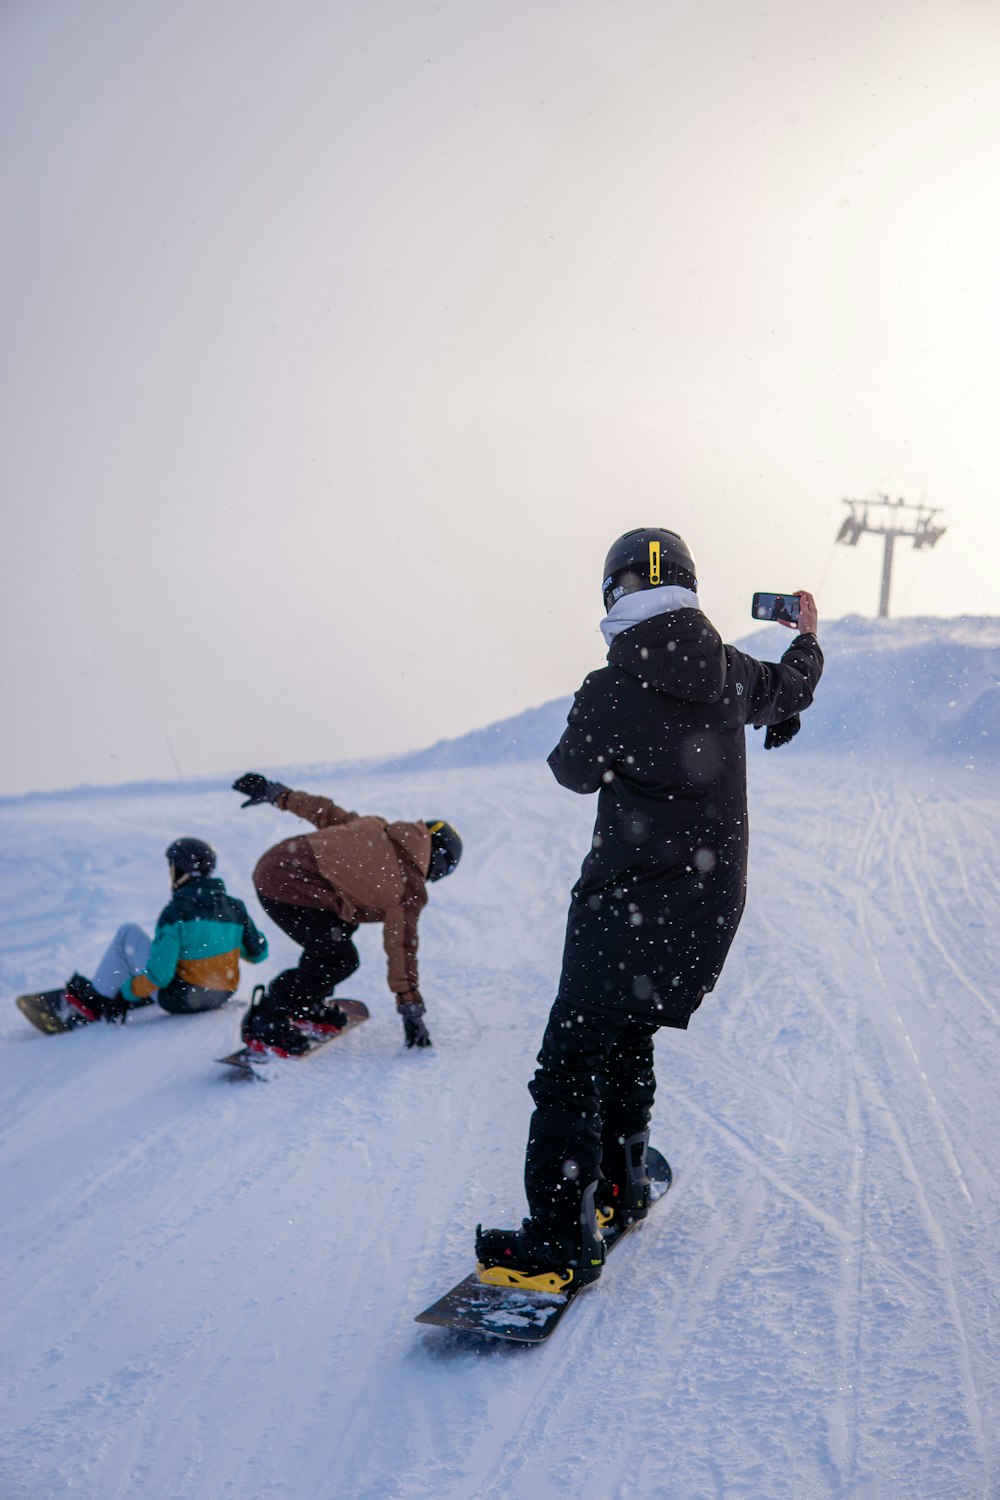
415,1147,672,1344
16,988,86,1035
17,987,245,1036
216,998,370,1079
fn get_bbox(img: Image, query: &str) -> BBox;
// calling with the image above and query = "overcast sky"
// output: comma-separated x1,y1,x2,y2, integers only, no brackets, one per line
3,0,999,796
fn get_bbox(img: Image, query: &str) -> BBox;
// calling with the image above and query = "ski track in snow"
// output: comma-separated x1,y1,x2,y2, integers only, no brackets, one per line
1,756,999,1499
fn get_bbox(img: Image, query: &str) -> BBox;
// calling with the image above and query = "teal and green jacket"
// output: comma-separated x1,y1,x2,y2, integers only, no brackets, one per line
122,876,268,1002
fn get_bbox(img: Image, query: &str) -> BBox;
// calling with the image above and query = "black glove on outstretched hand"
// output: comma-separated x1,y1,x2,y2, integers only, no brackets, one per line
398,998,432,1049
232,772,290,808
763,714,801,750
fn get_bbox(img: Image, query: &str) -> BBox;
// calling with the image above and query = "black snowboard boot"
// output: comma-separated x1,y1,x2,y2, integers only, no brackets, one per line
64,973,111,1025
291,996,348,1035
475,1183,605,1292
241,985,311,1057
596,1130,652,1231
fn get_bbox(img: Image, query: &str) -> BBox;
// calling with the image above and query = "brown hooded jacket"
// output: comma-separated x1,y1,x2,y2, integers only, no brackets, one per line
252,790,432,1001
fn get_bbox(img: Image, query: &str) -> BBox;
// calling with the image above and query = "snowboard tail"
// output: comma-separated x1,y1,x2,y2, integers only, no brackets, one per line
216,999,370,1078
16,989,85,1035
415,1148,672,1343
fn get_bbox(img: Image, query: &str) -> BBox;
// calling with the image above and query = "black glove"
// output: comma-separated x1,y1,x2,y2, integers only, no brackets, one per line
763,714,801,750
398,998,432,1049
100,992,130,1024
232,772,289,808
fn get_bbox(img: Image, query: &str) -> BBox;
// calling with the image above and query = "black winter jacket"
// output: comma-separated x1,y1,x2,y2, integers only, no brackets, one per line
548,608,823,1027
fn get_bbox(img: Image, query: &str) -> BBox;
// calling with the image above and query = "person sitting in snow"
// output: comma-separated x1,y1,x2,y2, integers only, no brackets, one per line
63,838,269,1025
475,528,823,1293
231,775,462,1056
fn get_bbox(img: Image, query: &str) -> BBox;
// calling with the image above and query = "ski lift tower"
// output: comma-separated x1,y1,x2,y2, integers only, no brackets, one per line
836,494,947,618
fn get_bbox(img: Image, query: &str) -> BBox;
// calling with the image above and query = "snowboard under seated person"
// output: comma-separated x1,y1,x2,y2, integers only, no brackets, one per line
232,773,462,1055
476,527,823,1291
63,838,268,1027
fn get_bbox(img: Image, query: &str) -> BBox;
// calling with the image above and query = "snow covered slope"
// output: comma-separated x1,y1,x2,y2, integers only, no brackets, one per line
2,742,999,1499
381,615,1000,772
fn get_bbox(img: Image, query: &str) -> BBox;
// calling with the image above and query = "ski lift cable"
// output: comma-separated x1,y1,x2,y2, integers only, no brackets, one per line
813,537,841,600
874,347,1000,488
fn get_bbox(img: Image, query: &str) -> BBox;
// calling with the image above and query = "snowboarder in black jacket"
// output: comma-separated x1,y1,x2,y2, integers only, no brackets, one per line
476,527,823,1291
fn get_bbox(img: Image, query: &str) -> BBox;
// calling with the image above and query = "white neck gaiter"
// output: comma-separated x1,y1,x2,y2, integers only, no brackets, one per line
600,585,700,646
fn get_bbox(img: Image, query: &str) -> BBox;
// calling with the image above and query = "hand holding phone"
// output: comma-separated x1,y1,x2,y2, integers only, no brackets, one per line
751,590,818,634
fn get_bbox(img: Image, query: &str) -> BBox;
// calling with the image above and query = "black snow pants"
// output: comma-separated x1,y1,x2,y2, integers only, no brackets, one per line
258,895,360,1015
525,995,658,1237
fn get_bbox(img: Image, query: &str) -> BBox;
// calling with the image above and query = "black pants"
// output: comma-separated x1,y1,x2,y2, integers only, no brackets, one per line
122,982,232,1015
258,895,360,1014
159,981,232,1014
525,996,658,1236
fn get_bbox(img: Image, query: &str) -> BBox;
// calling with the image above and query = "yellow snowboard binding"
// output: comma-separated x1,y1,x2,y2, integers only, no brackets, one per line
474,1184,605,1292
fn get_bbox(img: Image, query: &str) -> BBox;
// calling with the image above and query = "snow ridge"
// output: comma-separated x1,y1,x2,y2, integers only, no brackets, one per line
380,615,1000,773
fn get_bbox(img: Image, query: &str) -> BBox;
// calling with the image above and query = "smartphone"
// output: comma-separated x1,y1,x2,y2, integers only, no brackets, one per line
752,591,800,624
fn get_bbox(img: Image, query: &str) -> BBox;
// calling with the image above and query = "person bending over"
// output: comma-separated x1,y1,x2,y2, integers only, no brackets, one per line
232,774,462,1056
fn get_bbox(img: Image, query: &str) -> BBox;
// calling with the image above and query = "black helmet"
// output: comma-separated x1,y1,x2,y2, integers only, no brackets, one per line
424,820,462,882
602,528,697,613
165,837,217,882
